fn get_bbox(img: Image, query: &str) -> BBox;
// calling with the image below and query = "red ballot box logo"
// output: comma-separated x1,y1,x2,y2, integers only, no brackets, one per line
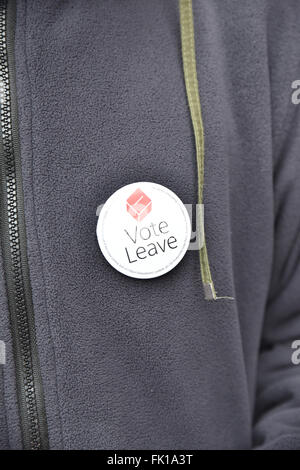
126,188,152,222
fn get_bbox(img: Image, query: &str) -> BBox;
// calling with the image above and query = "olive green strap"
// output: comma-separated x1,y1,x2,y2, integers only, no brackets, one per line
179,0,217,300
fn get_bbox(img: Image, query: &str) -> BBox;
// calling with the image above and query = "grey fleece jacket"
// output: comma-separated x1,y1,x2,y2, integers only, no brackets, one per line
0,0,300,450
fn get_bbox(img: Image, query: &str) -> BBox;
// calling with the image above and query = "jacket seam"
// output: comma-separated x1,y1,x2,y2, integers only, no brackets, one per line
23,0,65,449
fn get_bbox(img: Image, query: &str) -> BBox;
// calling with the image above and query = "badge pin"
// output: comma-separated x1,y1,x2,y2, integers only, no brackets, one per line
97,182,191,279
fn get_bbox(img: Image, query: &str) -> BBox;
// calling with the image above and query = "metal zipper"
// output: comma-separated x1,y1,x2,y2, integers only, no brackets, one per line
0,0,49,449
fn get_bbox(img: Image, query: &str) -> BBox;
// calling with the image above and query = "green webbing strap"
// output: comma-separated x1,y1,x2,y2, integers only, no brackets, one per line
179,0,217,300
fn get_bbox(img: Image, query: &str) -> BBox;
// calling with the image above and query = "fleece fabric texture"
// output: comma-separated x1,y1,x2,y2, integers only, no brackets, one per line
0,0,300,449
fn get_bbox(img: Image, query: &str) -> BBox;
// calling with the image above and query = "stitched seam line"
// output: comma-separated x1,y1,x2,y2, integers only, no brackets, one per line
24,0,65,448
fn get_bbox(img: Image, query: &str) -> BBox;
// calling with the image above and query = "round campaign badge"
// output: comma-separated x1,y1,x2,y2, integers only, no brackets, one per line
97,182,191,279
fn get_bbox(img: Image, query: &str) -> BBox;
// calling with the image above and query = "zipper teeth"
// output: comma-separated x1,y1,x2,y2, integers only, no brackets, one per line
0,0,43,449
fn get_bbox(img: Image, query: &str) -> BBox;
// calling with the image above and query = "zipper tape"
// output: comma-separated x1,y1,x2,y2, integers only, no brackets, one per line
0,0,49,449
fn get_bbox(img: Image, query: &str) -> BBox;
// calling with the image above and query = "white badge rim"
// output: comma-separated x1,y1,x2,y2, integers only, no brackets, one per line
97,182,191,279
